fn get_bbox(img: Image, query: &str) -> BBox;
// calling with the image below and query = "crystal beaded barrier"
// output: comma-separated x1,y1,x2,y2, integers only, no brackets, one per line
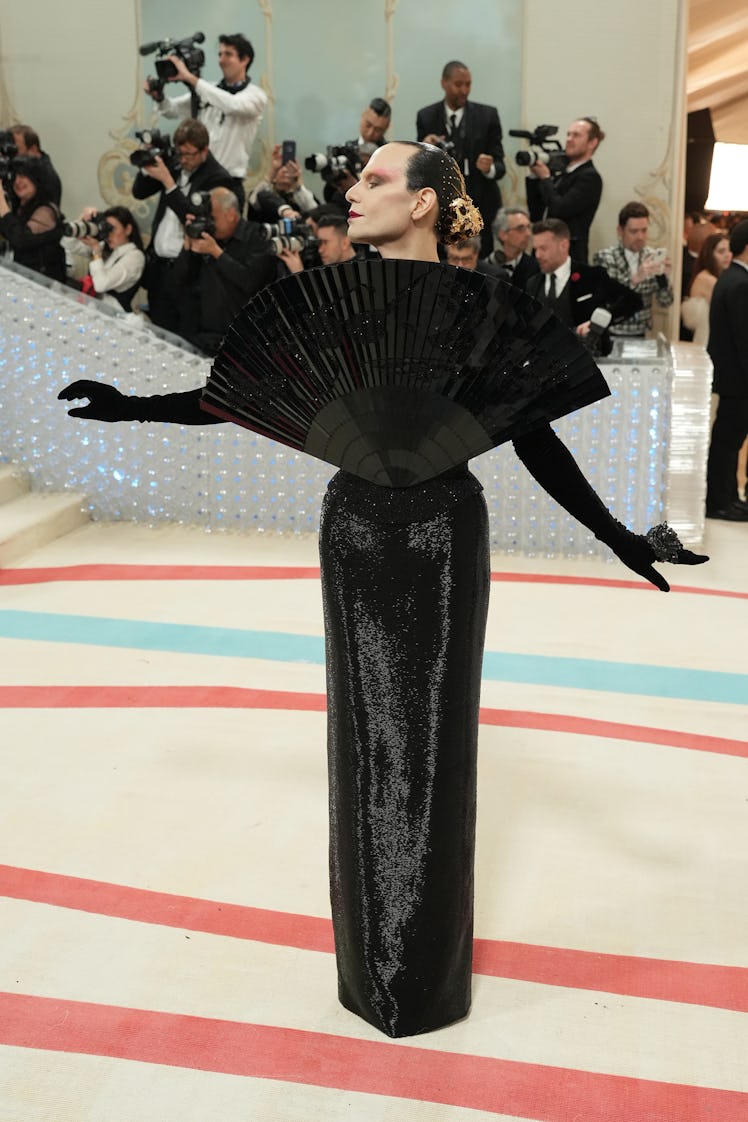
0,264,708,555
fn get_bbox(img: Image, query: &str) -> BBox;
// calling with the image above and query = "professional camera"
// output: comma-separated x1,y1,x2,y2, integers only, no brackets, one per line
261,217,319,266
139,31,206,98
431,137,455,156
509,124,569,176
0,130,18,184
130,128,177,171
62,215,113,241
184,190,215,239
305,143,362,186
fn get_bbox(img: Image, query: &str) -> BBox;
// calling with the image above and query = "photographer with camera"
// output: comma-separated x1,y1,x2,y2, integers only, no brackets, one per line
247,143,319,224
277,213,356,276
416,60,505,257
524,117,604,264
171,186,276,356
63,207,145,312
143,32,265,208
131,118,235,333
9,125,62,207
593,202,674,338
0,157,65,282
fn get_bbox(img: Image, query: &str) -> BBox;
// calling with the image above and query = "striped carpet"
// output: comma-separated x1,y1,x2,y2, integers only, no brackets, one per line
0,519,746,1121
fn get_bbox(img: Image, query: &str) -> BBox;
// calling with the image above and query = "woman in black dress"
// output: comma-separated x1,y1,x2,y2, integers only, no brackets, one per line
0,157,65,282
59,141,706,1039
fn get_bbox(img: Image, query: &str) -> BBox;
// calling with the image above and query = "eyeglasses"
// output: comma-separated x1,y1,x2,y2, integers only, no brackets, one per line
178,147,201,158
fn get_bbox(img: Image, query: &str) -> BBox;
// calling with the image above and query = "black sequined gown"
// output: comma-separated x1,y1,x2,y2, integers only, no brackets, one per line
319,465,490,1038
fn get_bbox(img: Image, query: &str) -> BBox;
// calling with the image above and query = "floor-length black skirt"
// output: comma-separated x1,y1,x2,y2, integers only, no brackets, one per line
319,468,490,1037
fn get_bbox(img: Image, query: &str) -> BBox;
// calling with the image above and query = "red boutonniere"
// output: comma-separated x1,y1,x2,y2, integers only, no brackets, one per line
570,271,581,282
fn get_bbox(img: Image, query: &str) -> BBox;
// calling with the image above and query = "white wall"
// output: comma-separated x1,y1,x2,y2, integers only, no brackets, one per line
1,0,143,216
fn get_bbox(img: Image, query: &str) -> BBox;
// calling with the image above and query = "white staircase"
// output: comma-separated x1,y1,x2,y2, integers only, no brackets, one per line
0,464,90,565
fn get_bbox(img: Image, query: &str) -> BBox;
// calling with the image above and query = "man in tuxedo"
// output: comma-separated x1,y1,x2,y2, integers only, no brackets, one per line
525,219,642,356
705,219,748,521
525,117,604,263
416,60,505,257
132,118,235,333
482,205,539,288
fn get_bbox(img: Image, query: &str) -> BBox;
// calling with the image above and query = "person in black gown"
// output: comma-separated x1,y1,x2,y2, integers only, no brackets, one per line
59,141,707,1039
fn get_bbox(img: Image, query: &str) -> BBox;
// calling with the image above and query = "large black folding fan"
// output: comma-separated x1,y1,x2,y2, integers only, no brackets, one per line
202,258,611,487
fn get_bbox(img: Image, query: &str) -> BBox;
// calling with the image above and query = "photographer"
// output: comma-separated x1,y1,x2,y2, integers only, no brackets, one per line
10,125,62,207
132,118,235,332
247,143,319,223
64,206,145,312
278,213,355,275
0,157,65,282
145,32,265,207
525,117,603,264
171,186,276,355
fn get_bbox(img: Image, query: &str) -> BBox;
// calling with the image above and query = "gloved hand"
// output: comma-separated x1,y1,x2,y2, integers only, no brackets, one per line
607,522,708,592
58,380,219,425
58,379,143,421
513,425,709,592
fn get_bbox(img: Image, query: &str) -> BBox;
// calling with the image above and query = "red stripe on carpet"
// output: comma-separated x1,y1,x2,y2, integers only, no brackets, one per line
0,564,321,584
1,686,745,759
0,685,327,712
1,993,744,1121
2,865,746,1013
1,563,744,599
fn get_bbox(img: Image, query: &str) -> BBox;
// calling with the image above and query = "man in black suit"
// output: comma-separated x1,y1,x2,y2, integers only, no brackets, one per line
416,60,505,258
482,205,540,288
705,219,748,521
172,187,276,356
132,118,235,333
525,117,604,263
525,219,641,357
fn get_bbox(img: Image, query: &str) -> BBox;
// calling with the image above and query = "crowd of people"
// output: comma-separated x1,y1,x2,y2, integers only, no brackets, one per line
1,38,746,517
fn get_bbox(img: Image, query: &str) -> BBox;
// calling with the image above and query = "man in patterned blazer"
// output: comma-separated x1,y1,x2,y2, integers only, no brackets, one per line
416,60,505,257
593,201,674,338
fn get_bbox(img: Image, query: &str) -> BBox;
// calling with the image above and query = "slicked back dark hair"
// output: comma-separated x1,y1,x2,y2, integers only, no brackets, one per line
219,33,254,66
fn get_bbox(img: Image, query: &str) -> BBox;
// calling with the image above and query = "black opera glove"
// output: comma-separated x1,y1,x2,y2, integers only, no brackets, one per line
513,425,709,592
58,380,221,426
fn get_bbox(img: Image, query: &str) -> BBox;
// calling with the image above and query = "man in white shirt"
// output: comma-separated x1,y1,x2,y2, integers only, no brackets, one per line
145,33,266,208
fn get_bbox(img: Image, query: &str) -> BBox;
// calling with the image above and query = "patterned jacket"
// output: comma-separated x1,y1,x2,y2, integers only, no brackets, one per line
592,243,674,335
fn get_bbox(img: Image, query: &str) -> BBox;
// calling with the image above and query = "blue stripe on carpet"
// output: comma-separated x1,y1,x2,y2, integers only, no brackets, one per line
0,610,746,705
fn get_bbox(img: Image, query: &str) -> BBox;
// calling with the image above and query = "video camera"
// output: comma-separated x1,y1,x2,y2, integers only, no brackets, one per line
0,130,18,185
509,125,569,176
139,31,206,99
185,190,215,240
62,215,113,241
130,128,178,171
305,143,362,186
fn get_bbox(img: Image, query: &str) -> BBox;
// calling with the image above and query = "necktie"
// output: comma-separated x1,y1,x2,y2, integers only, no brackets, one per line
449,113,457,135
548,272,557,300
